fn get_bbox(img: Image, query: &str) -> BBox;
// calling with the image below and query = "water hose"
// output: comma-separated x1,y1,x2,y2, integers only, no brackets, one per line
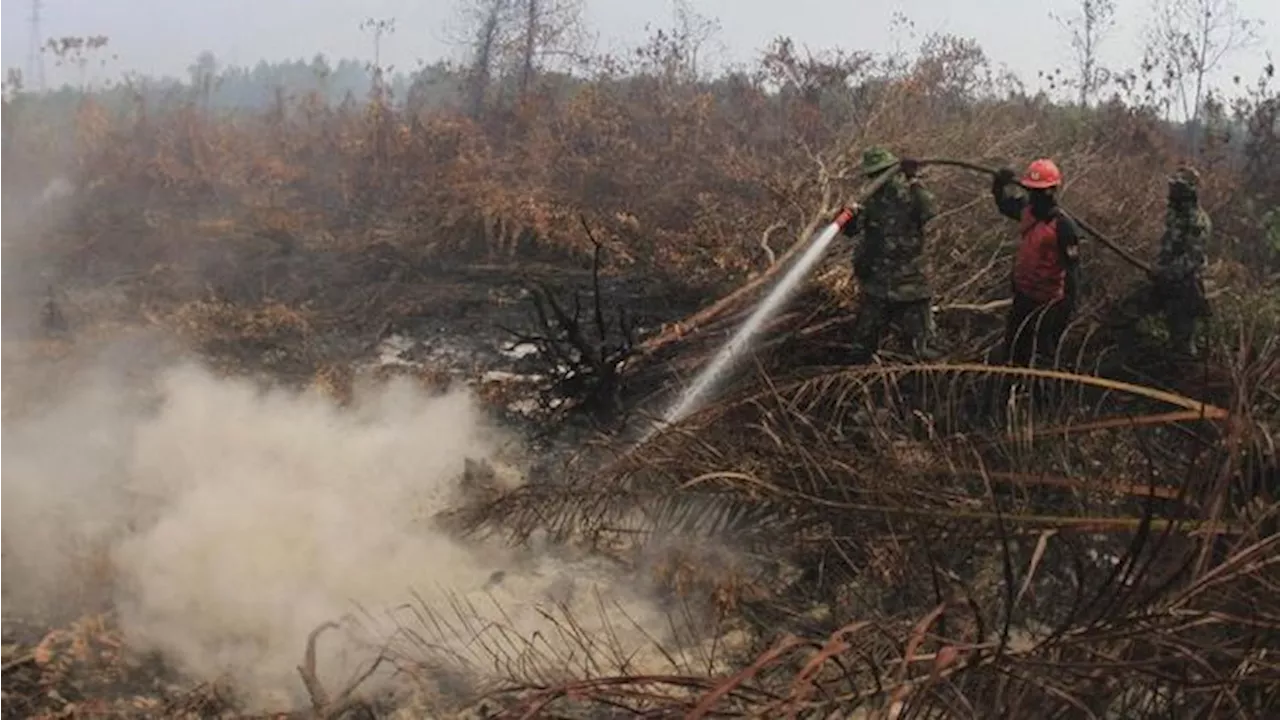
912,158,1154,275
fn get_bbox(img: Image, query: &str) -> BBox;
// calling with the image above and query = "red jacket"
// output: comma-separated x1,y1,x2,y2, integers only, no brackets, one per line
1014,207,1068,303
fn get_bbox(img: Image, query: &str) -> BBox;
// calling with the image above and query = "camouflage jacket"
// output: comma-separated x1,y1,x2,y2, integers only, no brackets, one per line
841,176,938,302
1156,204,1210,286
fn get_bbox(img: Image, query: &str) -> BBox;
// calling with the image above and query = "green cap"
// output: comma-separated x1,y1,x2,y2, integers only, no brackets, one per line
861,146,899,176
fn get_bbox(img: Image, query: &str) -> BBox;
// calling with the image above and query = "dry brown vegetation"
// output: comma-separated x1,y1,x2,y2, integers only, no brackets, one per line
3,6,1280,718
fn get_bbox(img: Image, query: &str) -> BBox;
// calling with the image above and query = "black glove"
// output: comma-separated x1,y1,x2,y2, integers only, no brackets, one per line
900,158,921,178
995,167,1017,186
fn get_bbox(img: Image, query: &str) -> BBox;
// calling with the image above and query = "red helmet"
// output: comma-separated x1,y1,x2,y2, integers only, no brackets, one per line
1021,158,1062,189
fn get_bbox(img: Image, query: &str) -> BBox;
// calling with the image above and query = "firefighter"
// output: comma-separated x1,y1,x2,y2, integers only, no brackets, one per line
1109,166,1212,356
842,147,941,363
991,158,1082,367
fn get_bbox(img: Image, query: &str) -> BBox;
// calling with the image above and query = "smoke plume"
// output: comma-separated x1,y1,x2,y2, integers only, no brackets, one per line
2,356,681,710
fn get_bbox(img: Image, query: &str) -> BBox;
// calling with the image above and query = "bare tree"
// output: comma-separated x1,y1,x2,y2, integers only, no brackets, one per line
450,0,584,110
670,0,722,82
462,0,510,115
1143,0,1260,123
43,35,111,92
360,17,394,76
512,0,587,100
1051,0,1116,106
631,1,725,85
187,50,219,109
518,0,540,97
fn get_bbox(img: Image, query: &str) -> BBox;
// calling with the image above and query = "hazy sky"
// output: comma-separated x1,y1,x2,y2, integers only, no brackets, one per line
4,0,1278,97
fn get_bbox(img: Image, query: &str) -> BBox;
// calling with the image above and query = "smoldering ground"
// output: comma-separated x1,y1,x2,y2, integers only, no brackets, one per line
1,350,701,711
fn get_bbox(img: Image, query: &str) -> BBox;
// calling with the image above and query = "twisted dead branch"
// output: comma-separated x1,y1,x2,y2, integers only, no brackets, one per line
296,622,384,720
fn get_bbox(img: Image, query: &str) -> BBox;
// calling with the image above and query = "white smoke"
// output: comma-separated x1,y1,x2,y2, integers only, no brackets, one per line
1,357,689,711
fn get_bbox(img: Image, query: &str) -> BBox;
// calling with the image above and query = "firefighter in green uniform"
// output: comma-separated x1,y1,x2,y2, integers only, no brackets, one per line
1110,166,1212,356
841,147,941,363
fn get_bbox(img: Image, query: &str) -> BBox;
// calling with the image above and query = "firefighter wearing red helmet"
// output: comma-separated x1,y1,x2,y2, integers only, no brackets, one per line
990,158,1082,367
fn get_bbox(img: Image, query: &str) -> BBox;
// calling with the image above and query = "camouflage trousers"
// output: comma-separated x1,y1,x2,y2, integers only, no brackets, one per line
849,295,938,364
1108,279,1208,356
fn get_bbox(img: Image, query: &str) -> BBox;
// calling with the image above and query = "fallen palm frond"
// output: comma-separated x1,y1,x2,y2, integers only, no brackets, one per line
464,363,1231,547
476,527,1280,717
448,336,1278,717
454,491,1280,717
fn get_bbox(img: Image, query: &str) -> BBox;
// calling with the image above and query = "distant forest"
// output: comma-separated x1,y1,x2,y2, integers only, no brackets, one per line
10,52,470,113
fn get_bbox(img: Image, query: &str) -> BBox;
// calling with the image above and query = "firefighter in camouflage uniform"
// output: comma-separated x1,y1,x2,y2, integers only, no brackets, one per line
841,147,941,364
1108,166,1212,357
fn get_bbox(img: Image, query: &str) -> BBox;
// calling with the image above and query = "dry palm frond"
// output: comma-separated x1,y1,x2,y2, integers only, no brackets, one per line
469,507,1279,718
445,349,1279,718
465,363,1231,548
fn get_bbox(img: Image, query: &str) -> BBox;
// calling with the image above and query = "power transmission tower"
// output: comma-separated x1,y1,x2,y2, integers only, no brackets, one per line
27,0,47,91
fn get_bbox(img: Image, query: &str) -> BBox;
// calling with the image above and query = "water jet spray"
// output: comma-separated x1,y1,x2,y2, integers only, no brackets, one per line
649,206,856,437
633,166,902,447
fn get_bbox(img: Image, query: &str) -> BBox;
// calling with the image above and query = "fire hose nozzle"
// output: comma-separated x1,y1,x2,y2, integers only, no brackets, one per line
832,206,856,228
